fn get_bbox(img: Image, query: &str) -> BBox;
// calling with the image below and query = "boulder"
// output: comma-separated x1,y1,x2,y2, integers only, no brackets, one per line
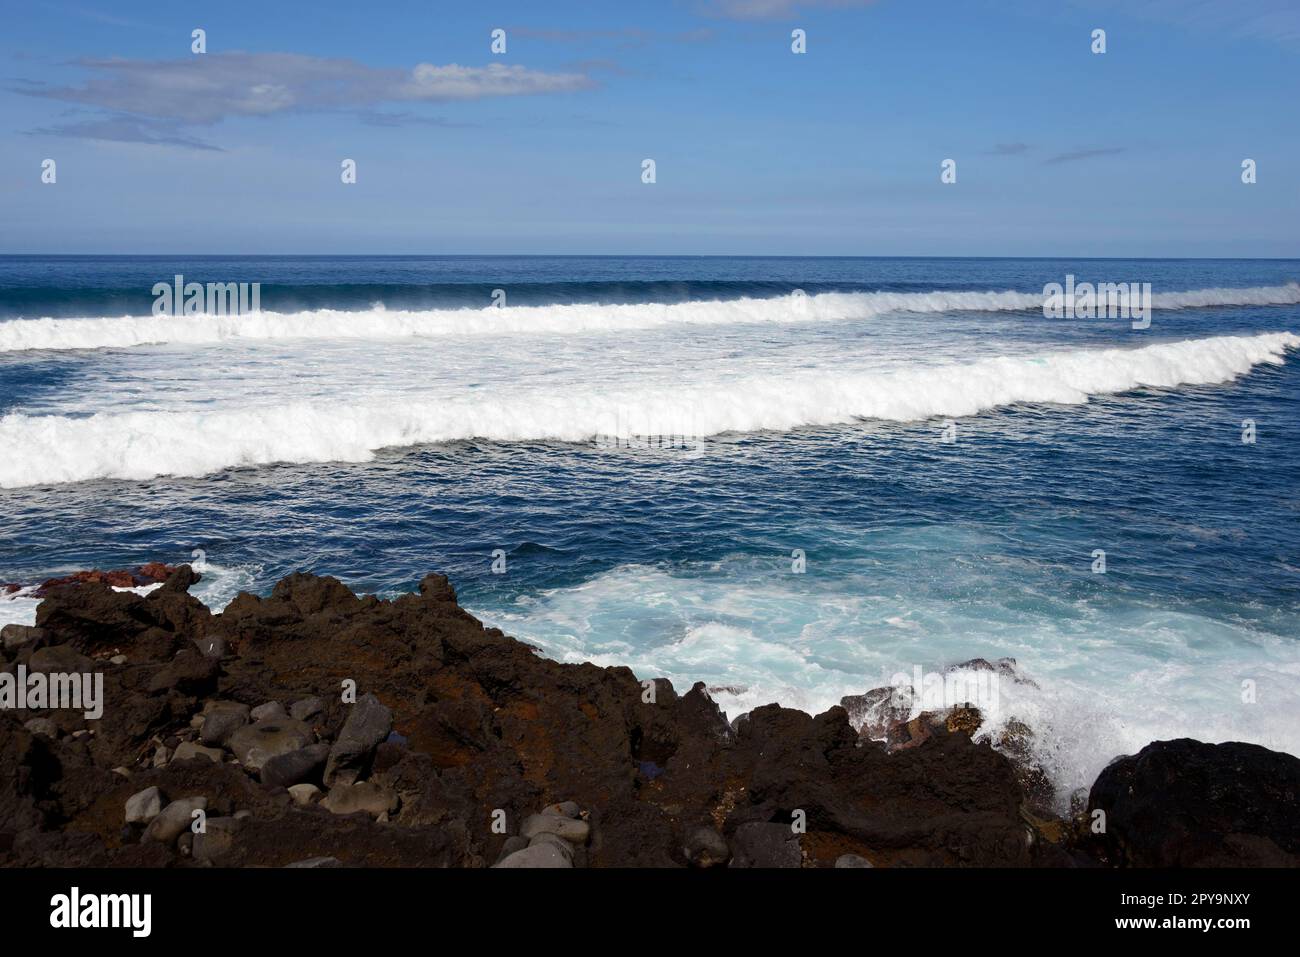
199,705,248,748
493,836,529,864
260,742,330,788
1089,739,1300,866
28,643,94,674
839,684,913,741
227,719,313,771
324,693,391,786
1,624,44,652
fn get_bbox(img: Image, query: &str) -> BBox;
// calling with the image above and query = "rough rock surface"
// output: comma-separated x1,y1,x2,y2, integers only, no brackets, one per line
0,568,1292,868
1087,738,1300,867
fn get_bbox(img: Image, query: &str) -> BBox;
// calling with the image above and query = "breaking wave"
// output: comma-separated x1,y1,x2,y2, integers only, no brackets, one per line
1,283,1297,353
1,331,1294,488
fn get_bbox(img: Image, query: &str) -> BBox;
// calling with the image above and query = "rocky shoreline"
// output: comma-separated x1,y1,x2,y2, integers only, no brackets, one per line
1,566,1296,868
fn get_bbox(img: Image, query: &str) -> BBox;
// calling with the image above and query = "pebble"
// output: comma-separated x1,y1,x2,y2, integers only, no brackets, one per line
835,854,874,868
23,718,58,738
285,856,341,868
288,783,322,806
109,655,127,665
683,826,731,867
124,786,164,825
173,741,223,763
142,796,207,845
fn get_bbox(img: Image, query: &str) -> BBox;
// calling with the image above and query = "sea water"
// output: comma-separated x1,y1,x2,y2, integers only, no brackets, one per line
2,255,1297,803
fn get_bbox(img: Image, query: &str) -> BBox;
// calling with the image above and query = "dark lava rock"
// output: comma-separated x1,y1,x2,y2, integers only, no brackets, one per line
325,693,392,786
260,743,330,789
1088,738,1300,867
4,567,1291,870
729,822,801,868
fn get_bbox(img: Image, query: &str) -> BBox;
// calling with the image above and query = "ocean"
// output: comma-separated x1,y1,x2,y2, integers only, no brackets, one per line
1,254,1297,804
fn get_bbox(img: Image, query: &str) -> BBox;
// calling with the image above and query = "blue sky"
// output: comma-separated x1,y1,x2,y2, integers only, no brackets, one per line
3,0,1299,256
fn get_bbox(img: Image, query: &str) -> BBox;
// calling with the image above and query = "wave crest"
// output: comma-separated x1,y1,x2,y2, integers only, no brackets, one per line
1,283,1297,353
1,332,1294,488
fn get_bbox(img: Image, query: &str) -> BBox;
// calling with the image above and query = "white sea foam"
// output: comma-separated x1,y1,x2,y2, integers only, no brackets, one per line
1,331,1294,488
473,561,1300,808
0,562,254,628
1,282,1297,352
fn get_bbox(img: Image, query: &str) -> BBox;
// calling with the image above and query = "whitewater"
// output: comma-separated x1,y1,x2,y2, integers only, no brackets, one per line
2,331,1295,488
1,282,1298,352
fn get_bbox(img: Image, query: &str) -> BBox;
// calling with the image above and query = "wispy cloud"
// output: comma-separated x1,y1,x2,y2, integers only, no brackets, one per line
703,0,877,20
1044,147,1126,165
27,115,224,150
16,51,595,147
987,142,1032,155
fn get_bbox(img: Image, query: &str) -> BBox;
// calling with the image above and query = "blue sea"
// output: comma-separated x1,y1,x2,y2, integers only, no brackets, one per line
2,255,1298,802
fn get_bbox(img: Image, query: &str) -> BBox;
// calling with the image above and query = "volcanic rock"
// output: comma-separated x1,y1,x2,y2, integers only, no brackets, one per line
1088,739,1300,866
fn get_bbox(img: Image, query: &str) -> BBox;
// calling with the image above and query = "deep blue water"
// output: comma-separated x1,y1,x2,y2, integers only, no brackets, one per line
1,255,1298,798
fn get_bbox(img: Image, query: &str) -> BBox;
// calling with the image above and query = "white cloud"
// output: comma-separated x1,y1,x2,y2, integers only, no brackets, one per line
21,51,595,127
